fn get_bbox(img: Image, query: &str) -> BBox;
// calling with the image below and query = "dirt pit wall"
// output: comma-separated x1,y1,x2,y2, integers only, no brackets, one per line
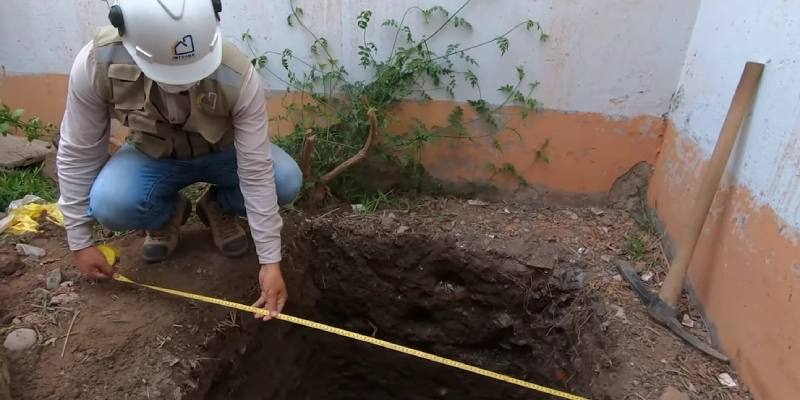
201,220,617,400
2,199,751,400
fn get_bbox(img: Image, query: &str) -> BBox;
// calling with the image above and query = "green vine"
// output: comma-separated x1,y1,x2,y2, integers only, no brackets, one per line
243,0,550,201
0,100,56,142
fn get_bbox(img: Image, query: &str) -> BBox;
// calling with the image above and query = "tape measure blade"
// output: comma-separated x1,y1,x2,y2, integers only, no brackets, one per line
116,275,590,400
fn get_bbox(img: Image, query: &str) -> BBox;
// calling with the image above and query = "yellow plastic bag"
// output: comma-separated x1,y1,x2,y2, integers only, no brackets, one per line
3,203,64,234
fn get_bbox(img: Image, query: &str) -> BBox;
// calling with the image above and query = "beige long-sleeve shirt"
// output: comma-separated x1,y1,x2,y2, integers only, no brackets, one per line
57,40,283,265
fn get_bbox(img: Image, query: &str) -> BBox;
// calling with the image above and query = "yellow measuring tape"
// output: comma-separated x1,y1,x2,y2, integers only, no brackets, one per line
97,245,590,400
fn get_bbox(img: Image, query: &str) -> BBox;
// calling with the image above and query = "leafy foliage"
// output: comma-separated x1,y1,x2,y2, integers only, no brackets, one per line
243,0,549,200
0,100,56,142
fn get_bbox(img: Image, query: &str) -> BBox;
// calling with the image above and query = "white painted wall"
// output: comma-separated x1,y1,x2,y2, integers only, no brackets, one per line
0,0,699,118
669,0,800,229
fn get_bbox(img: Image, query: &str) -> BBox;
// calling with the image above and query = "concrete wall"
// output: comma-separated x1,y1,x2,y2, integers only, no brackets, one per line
0,0,699,198
648,0,800,398
1,0,696,117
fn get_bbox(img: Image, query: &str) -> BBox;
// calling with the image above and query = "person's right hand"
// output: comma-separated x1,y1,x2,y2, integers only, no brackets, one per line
74,246,116,279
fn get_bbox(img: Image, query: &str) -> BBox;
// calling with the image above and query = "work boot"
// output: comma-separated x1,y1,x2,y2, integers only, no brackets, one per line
196,187,249,258
142,193,192,263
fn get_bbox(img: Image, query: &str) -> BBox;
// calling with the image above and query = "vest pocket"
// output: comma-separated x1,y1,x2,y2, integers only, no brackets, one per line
108,64,146,110
128,131,172,159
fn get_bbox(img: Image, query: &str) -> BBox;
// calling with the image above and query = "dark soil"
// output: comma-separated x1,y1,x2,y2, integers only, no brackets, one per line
0,197,751,400
205,224,614,400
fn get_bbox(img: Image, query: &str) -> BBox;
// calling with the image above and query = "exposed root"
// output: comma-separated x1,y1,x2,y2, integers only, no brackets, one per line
300,129,316,182
307,94,379,204
317,95,378,187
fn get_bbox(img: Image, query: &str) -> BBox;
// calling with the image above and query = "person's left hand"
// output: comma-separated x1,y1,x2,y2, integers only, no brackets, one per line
252,263,287,321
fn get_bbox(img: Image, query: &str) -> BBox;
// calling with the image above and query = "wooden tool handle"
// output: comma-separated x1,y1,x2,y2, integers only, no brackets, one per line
659,61,765,307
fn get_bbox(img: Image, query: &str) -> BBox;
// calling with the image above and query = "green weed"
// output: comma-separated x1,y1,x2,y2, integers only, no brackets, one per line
0,165,57,209
242,0,552,208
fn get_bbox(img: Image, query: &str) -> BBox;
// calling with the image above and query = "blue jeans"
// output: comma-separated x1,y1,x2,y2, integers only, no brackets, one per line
88,143,302,231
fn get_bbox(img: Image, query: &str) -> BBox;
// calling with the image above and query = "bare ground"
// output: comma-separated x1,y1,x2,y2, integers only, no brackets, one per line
0,197,752,400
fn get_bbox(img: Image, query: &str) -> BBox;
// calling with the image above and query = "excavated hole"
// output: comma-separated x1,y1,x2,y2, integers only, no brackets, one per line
204,225,614,400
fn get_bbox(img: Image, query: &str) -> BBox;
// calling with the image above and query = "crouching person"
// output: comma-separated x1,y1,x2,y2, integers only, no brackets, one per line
56,0,301,320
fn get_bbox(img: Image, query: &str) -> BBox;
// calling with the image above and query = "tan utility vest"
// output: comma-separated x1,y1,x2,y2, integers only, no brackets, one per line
92,25,255,159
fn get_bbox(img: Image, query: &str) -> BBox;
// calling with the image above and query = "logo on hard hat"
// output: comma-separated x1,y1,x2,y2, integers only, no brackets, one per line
172,35,196,61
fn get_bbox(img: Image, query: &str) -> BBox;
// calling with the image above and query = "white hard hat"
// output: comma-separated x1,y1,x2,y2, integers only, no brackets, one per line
108,0,223,85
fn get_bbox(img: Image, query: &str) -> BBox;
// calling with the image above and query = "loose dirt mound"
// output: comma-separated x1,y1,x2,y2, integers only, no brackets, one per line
1,198,751,400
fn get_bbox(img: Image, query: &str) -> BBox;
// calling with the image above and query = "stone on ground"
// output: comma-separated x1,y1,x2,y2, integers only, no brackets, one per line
660,385,690,400
0,134,54,168
3,328,37,352
45,268,62,290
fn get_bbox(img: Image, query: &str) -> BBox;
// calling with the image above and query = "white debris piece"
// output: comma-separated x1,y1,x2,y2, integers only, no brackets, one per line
717,372,738,388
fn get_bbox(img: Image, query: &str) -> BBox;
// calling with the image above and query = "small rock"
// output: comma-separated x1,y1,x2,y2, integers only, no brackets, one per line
634,261,646,272
718,372,738,387
0,254,24,276
50,293,79,305
11,318,21,325
380,216,394,229
612,274,623,282
467,199,488,206
494,313,514,328
16,244,46,259
659,385,690,400
641,271,654,282
563,210,579,220
613,305,627,322
52,286,72,296
163,355,180,366
681,314,695,328
600,255,613,262
525,255,554,270
590,207,605,216
396,226,409,234
32,288,49,301
3,328,38,351
60,281,74,288
0,314,14,325
45,268,63,290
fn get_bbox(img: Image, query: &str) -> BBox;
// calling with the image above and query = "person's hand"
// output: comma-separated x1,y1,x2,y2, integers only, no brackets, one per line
74,246,116,279
252,263,287,321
